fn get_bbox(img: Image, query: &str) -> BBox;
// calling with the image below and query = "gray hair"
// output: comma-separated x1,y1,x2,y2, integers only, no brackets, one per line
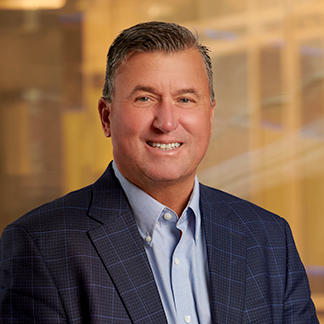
102,21,214,104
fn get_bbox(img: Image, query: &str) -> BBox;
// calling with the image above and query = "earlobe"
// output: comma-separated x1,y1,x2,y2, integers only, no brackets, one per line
98,97,112,137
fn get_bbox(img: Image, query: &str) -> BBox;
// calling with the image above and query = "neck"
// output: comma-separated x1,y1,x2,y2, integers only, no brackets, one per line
113,161,196,217
137,177,195,217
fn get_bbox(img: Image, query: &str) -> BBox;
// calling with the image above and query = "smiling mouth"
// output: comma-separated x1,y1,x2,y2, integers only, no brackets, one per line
147,142,182,151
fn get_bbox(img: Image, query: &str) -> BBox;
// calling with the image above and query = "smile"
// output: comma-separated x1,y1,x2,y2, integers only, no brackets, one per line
147,142,182,151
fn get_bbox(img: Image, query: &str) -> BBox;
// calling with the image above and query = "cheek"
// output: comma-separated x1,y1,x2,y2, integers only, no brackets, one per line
182,112,212,139
111,109,150,142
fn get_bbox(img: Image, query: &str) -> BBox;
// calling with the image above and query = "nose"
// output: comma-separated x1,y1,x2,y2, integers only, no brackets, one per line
152,100,179,133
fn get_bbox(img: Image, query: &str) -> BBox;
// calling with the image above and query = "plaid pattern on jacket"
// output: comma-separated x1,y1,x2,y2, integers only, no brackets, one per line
0,162,319,323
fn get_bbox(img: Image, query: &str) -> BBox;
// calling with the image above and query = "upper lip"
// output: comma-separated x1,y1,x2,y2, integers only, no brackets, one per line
147,141,181,144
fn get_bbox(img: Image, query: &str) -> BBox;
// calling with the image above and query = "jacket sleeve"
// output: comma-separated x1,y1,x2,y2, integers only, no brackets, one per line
283,219,319,323
0,224,67,323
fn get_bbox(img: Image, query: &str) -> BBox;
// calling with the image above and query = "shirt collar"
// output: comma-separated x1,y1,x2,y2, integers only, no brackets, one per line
112,161,201,244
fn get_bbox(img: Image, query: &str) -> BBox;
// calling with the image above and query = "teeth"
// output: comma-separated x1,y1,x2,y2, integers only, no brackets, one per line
149,142,181,151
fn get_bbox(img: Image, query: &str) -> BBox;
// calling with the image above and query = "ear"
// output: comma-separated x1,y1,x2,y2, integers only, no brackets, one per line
98,97,112,137
210,99,216,137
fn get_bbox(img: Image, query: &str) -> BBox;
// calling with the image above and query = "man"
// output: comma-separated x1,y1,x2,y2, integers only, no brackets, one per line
0,21,318,323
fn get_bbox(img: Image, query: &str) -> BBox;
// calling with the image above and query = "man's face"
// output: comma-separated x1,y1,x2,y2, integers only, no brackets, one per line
99,49,215,191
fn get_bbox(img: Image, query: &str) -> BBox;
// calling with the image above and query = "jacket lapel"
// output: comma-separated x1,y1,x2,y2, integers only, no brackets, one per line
200,184,247,323
87,164,167,324
86,165,248,323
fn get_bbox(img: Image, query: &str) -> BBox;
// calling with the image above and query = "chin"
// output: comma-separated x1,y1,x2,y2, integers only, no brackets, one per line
145,169,193,184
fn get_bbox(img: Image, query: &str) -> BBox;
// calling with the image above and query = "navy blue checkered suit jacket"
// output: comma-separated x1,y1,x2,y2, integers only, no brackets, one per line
0,162,318,323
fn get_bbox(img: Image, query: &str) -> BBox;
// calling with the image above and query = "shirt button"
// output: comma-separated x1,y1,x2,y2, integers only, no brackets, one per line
185,315,191,323
145,235,152,242
164,212,172,220
174,257,180,265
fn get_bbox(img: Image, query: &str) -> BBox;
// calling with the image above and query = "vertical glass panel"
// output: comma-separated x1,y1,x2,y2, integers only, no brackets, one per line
260,45,284,129
299,39,324,298
199,52,250,197
300,39,324,127
0,8,82,228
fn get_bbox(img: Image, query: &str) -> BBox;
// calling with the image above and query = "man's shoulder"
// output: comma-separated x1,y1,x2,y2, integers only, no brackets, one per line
33,185,93,212
8,185,94,231
7,163,119,231
199,183,286,227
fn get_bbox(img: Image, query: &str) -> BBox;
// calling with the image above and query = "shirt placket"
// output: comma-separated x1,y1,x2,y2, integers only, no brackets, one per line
170,212,198,324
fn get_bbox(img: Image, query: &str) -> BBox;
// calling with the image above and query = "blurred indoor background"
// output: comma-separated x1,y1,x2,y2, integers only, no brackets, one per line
0,0,323,320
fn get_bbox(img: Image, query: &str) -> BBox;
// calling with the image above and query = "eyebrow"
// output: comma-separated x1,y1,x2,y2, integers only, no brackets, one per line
130,85,156,96
174,88,201,98
130,85,201,98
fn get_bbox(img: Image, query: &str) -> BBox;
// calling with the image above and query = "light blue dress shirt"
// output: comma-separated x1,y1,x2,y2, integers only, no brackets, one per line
112,162,211,324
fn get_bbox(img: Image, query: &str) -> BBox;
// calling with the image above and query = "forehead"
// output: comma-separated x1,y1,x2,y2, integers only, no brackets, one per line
114,49,209,89
121,48,204,67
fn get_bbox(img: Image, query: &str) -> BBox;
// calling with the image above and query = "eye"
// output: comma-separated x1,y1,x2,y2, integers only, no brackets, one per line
133,95,155,107
179,98,192,104
137,96,150,102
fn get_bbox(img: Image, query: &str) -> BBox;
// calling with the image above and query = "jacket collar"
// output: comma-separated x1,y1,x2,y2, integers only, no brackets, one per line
87,163,168,323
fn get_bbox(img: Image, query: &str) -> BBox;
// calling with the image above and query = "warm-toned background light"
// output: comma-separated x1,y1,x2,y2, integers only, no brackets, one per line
0,0,323,321
0,0,66,10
